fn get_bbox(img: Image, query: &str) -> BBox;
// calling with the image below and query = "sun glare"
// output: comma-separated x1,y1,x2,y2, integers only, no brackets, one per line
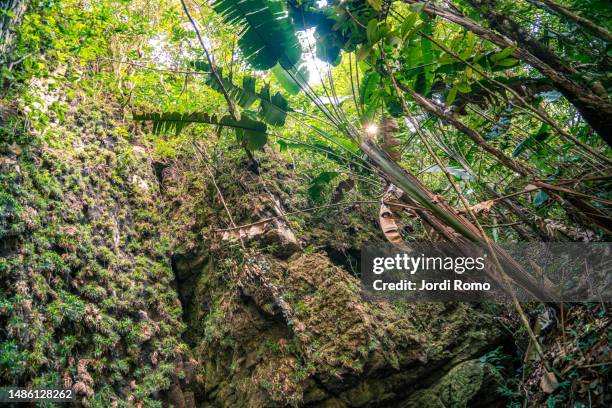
365,123,378,136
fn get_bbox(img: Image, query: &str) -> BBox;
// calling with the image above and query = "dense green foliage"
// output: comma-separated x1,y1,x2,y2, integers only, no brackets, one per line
138,0,611,246
1,0,611,406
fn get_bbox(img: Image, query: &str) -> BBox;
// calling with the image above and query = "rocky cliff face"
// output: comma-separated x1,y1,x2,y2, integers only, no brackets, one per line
173,250,503,407
1,80,507,407
161,152,506,407
1,91,185,406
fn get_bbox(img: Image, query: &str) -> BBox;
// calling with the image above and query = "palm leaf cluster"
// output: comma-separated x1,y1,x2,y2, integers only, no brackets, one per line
133,111,268,150
202,69,290,126
212,0,302,71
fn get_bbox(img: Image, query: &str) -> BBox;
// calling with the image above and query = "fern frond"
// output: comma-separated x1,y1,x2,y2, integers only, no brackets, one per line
133,112,268,150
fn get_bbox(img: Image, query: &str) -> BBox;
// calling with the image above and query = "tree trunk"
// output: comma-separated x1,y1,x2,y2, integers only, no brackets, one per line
406,0,612,144
466,0,612,143
527,0,612,42
0,0,28,65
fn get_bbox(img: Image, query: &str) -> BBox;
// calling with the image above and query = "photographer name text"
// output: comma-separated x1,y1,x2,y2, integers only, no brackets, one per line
372,279,490,291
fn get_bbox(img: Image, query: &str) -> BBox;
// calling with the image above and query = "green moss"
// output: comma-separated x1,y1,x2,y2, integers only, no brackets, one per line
405,360,485,408
0,94,186,406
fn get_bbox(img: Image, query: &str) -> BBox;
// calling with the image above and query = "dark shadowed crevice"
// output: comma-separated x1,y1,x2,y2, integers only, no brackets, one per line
323,246,362,277
171,252,208,326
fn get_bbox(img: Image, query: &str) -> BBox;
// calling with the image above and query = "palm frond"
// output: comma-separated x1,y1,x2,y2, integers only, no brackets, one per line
258,84,289,126
192,61,292,127
205,73,258,109
213,0,302,70
133,112,268,150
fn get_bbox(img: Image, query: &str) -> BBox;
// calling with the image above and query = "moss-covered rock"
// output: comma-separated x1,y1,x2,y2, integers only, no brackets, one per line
1,55,506,408
0,92,185,407
2,93,507,406
165,154,504,407
402,359,485,408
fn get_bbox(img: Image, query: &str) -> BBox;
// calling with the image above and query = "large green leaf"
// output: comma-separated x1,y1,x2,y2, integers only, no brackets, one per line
307,171,338,200
258,84,289,126
490,47,515,63
204,73,258,109
271,60,309,95
212,0,302,70
420,23,435,96
194,62,291,126
361,93,380,123
359,71,380,106
306,13,343,66
315,33,342,66
359,71,380,123
236,127,268,150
